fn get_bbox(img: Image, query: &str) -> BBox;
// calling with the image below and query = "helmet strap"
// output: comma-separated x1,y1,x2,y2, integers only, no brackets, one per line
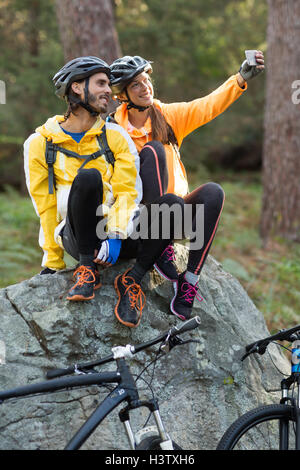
125,89,150,113
84,77,90,105
68,77,99,117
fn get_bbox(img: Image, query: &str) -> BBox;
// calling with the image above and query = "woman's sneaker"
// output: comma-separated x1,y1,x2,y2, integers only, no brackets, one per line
67,265,101,301
170,272,203,321
114,268,146,328
153,244,178,282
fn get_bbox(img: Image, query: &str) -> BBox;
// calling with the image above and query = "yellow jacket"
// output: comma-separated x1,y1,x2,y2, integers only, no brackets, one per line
113,74,247,197
24,116,142,270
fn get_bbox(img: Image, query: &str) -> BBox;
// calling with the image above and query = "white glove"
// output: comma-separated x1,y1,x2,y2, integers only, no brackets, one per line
95,239,122,265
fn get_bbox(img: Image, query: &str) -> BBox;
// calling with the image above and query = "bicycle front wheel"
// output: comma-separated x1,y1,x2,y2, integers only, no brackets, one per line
217,404,297,450
136,436,182,450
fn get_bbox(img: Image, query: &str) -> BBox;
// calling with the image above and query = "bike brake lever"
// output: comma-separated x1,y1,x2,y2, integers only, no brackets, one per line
160,336,200,354
290,332,300,342
160,334,183,354
241,351,251,362
241,344,259,361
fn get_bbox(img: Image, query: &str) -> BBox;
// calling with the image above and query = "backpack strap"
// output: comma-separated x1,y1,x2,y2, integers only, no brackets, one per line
45,140,58,195
97,124,115,167
45,125,114,194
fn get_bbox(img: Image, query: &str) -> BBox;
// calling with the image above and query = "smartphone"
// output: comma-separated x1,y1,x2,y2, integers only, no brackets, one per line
245,50,258,66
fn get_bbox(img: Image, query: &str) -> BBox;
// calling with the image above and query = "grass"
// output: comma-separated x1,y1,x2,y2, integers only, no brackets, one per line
0,178,299,333
0,186,41,287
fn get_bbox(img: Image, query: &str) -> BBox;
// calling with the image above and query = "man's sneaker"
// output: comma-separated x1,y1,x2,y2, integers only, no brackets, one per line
67,265,101,301
153,244,178,282
114,268,146,328
170,272,203,321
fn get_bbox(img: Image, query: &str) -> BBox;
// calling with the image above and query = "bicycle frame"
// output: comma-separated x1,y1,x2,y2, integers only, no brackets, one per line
65,357,170,450
0,317,201,450
65,382,131,450
0,357,172,450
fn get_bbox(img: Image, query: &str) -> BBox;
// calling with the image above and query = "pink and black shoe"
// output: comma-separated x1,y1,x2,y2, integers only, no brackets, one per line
153,244,178,282
170,272,203,321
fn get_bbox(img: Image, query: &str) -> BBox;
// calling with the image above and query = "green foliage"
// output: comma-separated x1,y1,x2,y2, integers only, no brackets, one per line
0,0,64,140
0,186,41,286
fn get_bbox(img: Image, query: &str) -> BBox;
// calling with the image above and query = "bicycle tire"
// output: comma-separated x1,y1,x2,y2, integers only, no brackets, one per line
217,404,297,450
136,436,182,450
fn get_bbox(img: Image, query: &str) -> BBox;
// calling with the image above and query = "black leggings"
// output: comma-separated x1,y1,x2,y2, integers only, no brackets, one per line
65,168,184,272
139,141,225,275
67,168,103,255
139,140,169,203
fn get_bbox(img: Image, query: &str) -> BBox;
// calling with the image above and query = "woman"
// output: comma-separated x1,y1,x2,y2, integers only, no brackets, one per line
109,53,264,321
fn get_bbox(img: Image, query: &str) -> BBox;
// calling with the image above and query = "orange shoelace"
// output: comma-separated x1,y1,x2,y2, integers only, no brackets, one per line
73,265,96,288
121,273,146,313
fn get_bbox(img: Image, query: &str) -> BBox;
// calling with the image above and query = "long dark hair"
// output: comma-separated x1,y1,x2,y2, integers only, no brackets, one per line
148,105,178,146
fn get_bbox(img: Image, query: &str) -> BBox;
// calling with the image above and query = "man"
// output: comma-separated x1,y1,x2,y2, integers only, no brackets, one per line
24,56,182,328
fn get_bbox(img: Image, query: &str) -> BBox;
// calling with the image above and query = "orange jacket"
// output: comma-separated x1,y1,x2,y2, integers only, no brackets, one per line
113,74,247,197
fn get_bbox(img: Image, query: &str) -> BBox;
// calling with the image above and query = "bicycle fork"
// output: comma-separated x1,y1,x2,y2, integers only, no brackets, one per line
113,352,174,450
119,398,174,450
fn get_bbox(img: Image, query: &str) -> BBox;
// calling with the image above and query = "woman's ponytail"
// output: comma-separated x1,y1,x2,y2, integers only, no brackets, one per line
148,105,177,146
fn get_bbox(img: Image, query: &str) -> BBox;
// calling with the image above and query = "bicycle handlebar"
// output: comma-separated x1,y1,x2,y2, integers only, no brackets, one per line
169,316,201,336
46,316,201,380
241,324,300,361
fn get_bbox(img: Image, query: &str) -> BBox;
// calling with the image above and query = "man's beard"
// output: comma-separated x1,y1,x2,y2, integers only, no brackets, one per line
88,92,109,114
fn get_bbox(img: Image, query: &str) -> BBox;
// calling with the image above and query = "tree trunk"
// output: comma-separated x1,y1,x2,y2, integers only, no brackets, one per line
54,0,122,64
260,0,300,242
20,0,41,195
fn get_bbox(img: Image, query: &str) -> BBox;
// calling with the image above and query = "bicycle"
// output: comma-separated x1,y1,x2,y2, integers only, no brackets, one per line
0,316,201,450
217,323,300,450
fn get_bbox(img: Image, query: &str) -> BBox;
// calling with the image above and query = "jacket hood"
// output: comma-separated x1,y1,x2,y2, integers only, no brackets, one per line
35,115,105,143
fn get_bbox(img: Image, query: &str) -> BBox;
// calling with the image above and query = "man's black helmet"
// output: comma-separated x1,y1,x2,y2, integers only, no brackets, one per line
53,56,111,100
110,56,152,95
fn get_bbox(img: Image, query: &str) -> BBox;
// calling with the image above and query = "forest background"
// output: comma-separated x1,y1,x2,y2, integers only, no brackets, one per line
0,0,299,333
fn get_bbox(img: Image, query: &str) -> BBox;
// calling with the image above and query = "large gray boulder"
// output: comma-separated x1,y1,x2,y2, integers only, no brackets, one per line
0,244,289,450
